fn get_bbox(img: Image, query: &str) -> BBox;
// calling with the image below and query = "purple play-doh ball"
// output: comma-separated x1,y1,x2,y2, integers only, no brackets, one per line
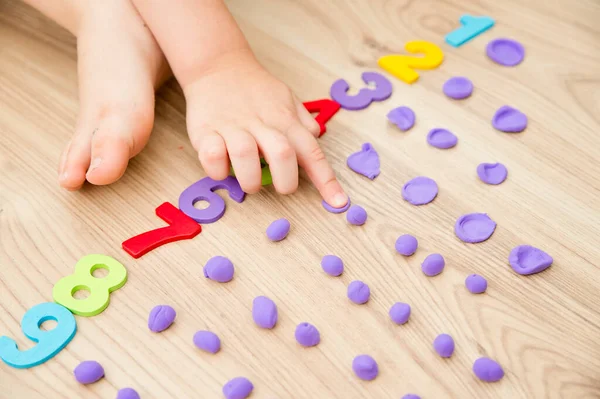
433,334,455,358
117,388,140,399
193,330,221,354
465,274,488,294
74,360,104,385
295,322,321,347
266,218,290,241
203,256,234,283
473,357,505,382
389,302,411,325
347,280,370,304
222,376,254,399
346,205,368,226
352,355,379,381
148,305,176,333
421,254,445,276
321,255,344,276
252,296,278,329
402,395,421,399
395,234,418,256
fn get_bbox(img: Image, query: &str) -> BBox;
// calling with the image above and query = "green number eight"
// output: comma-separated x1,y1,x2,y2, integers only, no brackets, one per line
53,254,127,317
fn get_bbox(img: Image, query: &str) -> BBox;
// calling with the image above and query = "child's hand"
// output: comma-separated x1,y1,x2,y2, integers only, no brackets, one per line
131,0,349,208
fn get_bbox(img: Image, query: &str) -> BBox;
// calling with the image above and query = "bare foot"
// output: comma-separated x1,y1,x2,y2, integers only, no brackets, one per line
58,0,169,190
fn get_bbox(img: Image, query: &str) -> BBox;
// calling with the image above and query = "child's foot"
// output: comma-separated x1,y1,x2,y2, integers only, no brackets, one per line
58,0,169,190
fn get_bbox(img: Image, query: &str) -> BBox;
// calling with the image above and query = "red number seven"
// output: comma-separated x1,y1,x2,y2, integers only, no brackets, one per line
303,99,341,137
122,202,201,259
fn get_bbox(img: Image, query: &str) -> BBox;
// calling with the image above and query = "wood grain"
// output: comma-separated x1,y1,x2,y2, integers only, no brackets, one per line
1,0,599,398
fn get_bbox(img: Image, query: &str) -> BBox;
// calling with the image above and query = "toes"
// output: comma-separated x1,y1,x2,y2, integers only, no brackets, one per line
190,129,230,180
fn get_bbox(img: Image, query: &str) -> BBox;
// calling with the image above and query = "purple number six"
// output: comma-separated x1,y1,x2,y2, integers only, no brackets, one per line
330,71,393,110
179,176,245,224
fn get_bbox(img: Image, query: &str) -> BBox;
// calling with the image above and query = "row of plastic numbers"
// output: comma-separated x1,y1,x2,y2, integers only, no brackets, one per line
0,255,127,368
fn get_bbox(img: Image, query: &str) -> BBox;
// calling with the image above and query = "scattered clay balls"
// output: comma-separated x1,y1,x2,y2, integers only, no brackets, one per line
322,197,351,214
402,176,438,205
352,355,379,381
395,234,418,256
427,128,458,149
266,218,290,241
433,334,455,358
492,105,527,133
455,213,497,243
295,322,321,347
321,255,344,276
402,395,421,399
443,76,473,99
477,162,508,185
204,256,234,283
117,388,140,399
421,254,445,276
347,205,368,225
473,357,505,382
387,106,416,131
223,376,254,399
509,245,553,275
347,280,370,304
465,274,488,294
148,305,176,333
193,330,221,354
74,360,104,385
252,296,278,329
389,302,411,325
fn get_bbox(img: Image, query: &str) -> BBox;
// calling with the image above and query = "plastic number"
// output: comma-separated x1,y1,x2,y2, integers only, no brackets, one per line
53,254,127,317
231,158,272,186
378,41,444,84
303,99,341,136
122,202,202,259
330,72,392,110
445,15,495,47
179,176,246,224
0,303,76,369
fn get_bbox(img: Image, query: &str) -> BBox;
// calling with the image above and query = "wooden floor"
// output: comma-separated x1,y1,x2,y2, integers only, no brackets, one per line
1,0,600,398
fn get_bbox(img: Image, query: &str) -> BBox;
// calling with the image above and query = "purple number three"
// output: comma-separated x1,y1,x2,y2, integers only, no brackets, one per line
330,71,393,111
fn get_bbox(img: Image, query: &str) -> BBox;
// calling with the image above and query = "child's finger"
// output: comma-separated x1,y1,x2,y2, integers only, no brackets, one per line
294,96,320,137
191,129,229,180
250,125,298,194
285,124,348,207
220,128,262,194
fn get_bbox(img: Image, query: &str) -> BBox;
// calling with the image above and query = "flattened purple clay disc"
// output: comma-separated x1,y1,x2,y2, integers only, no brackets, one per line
443,77,473,99
395,234,418,256
473,357,504,382
387,106,416,131
347,143,380,180
347,205,368,226
117,388,140,399
321,255,344,276
347,280,370,304
322,197,351,214
204,256,234,283
477,162,508,185
486,38,525,66
223,377,254,399
402,395,421,399
295,322,321,347
492,105,527,133
352,355,379,381
455,213,497,243
389,302,411,325
252,296,278,329
402,176,438,205
193,330,221,354
74,360,104,385
465,274,488,294
508,245,553,275
422,254,445,276
433,334,455,358
427,128,458,149
148,305,176,333
266,218,290,241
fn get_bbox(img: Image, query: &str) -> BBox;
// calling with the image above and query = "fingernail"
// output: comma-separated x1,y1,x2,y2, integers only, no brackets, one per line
87,157,102,173
332,193,348,208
